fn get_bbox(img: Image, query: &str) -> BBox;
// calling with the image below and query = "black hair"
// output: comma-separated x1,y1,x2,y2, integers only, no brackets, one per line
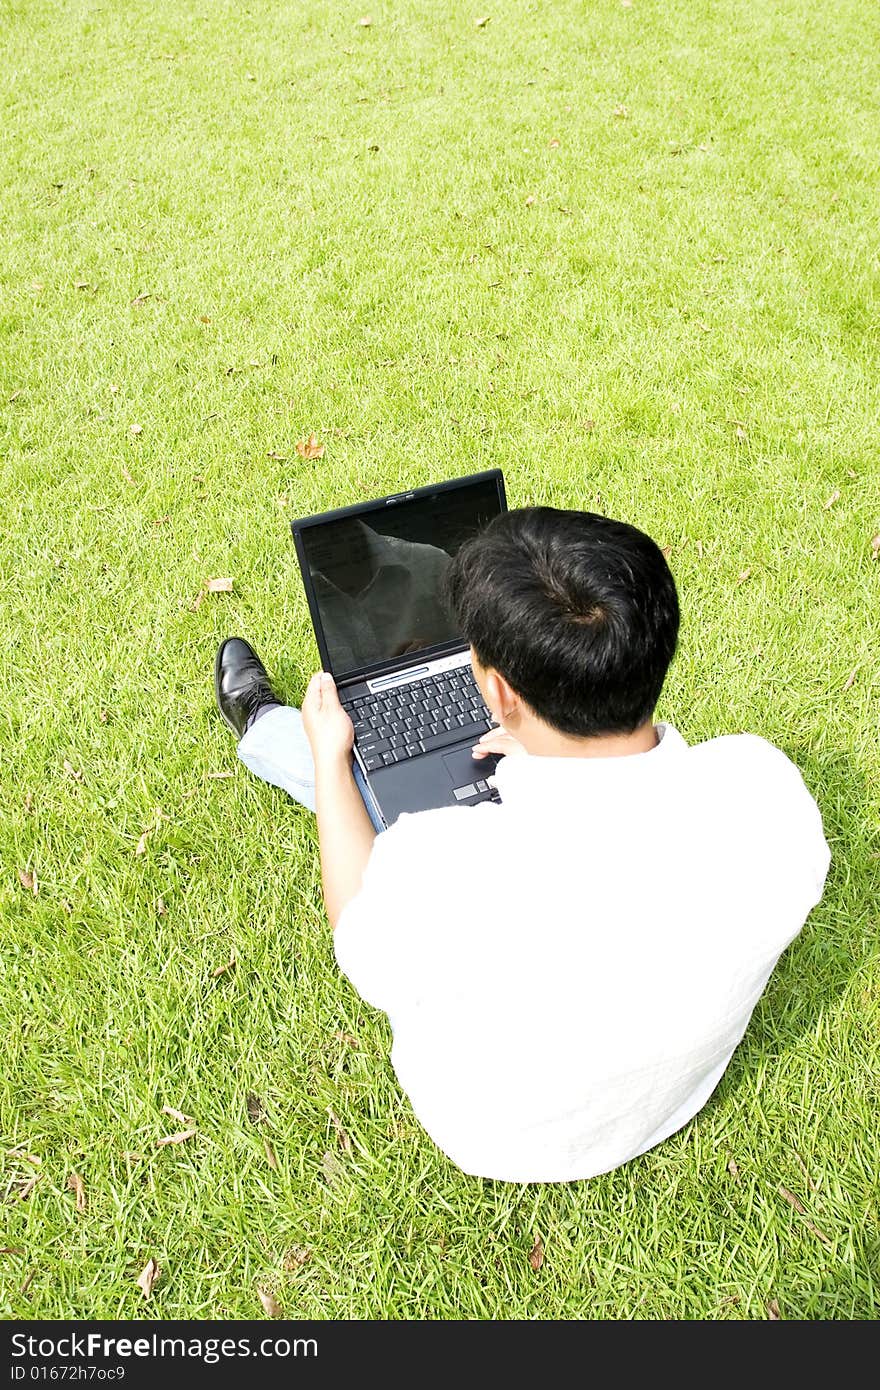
446,507,679,737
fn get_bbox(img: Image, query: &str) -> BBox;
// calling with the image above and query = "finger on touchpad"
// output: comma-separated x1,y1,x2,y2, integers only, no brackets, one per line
442,747,501,784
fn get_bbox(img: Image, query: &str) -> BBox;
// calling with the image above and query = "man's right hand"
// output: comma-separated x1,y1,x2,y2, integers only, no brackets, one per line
471,725,526,760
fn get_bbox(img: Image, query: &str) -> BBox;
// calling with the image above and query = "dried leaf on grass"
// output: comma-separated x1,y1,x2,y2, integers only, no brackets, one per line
266,450,287,461
842,667,858,692
283,1246,311,1271
263,1137,279,1171
327,1107,352,1153
155,1129,197,1147
192,576,234,612
137,1257,159,1299
296,433,325,460
321,1149,345,1188
870,534,880,558
67,1172,87,1214
135,808,166,856
161,1105,193,1125
258,1287,283,1317
766,1298,781,1320
735,568,752,585
823,488,840,510
63,759,83,781
18,869,37,894
247,1093,265,1125
727,1157,740,1178
211,956,236,978
777,1185,831,1245
528,1234,544,1271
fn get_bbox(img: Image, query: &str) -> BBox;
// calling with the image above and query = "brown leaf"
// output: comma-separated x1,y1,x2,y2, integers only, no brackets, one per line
266,450,287,461
155,1128,197,1146
766,1298,781,1320
18,1176,38,1200
135,809,167,855
870,534,880,558
548,137,561,149
333,1030,359,1047
296,433,325,460
211,956,236,977
263,1137,279,1170
0,1247,26,1256
246,1093,265,1124
777,1185,831,1245
24,791,33,813
161,1104,193,1125
258,1287,283,1317
155,896,167,916
727,1157,740,1178
328,1107,352,1153
321,1149,345,1187
528,1234,544,1271
136,1257,159,1299
20,1268,37,1296
199,315,211,323
18,868,37,894
129,423,143,435
822,488,840,510
661,545,672,560
63,759,83,782
735,568,752,584
842,667,857,691
205,576,234,592
67,1172,87,1214
283,1246,311,1271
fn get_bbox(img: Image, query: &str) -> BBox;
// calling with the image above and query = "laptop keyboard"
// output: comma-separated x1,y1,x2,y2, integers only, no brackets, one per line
340,666,494,773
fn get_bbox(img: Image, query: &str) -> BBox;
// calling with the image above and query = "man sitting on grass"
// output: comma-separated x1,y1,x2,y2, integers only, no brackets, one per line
214,508,830,1183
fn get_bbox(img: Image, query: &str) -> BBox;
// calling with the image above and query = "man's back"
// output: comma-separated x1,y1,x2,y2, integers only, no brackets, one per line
334,727,830,1181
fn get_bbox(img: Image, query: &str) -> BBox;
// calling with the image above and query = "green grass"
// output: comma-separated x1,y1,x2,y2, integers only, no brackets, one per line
1,0,878,1321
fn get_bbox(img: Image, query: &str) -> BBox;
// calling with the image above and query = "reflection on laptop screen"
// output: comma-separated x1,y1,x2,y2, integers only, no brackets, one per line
298,477,503,676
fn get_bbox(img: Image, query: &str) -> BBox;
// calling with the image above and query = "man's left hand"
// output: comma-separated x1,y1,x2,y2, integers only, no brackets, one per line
301,672,354,768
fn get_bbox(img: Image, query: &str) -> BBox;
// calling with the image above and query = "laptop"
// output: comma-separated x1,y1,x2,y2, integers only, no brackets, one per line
291,469,508,827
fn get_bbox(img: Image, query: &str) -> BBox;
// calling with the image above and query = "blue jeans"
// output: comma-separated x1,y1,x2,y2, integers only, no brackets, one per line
236,705,385,832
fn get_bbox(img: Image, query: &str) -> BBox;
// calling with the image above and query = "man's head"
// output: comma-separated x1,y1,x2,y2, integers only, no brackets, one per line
447,507,679,738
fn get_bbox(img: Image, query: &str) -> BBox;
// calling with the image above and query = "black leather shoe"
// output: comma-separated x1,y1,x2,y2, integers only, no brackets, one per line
214,637,280,739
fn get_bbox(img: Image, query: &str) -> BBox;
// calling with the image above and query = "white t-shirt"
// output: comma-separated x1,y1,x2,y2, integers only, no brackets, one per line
334,726,830,1182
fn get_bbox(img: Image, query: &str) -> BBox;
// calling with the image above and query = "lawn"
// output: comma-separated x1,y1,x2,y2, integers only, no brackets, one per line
1,0,878,1320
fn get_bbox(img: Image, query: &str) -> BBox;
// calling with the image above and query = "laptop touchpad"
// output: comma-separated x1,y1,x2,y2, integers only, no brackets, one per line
442,747,502,787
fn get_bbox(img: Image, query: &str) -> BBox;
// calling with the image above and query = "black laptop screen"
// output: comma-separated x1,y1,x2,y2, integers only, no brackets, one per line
296,476,505,677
